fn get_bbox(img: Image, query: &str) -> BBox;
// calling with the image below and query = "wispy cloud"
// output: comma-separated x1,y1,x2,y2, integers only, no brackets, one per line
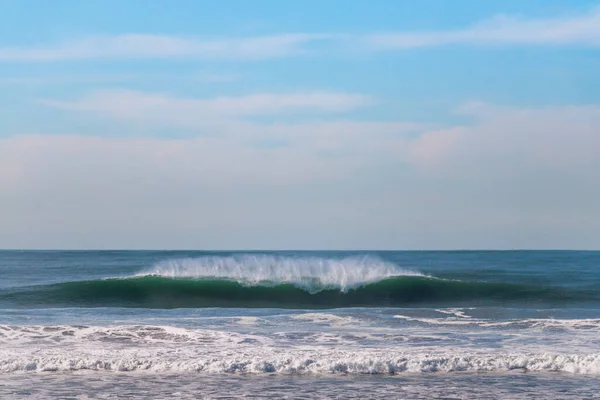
0,74,136,86
367,6,600,49
0,71,239,86
40,89,373,126
1,7,598,63
0,33,327,62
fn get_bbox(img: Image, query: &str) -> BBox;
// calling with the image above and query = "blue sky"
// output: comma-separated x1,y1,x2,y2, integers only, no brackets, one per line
1,1,599,249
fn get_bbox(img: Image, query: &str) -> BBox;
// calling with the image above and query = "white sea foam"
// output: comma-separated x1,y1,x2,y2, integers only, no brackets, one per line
394,315,478,325
2,325,599,375
236,316,260,326
290,313,355,326
393,315,600,330
436,309,472,319
4,352,600,374
2,343,599,374
138,254,422,292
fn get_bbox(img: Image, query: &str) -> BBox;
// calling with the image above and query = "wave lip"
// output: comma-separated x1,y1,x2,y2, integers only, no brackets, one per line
1,254,596,309
137,254,422,292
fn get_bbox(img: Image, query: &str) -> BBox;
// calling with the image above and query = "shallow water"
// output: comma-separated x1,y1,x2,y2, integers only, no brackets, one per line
1,373,599,399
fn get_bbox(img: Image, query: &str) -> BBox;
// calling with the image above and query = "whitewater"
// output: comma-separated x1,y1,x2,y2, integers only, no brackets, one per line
138,254,424,292
1,250,600,398
2,323,600,374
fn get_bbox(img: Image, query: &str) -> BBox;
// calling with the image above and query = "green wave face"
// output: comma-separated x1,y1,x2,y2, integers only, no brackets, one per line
1,276,594,309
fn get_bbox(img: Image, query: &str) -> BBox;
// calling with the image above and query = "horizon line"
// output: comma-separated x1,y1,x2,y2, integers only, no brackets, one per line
0,248,596,252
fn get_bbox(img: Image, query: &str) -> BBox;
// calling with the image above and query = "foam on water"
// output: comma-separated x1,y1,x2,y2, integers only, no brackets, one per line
393,314,600,330
138,254,422,292
291,313,355,326
4,352,600,374
1,325,599,375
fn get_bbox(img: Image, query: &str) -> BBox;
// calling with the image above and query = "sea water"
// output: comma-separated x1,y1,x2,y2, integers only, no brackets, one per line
1,250,599,398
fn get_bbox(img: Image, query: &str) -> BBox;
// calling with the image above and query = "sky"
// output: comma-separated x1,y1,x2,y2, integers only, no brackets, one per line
1,0,599,250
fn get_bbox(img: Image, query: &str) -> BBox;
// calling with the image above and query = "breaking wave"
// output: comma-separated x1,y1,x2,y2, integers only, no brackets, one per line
138,254,422,292
0,255,595,309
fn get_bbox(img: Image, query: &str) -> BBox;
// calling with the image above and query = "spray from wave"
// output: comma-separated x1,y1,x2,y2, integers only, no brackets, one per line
0,254,595,309
137,254,422,293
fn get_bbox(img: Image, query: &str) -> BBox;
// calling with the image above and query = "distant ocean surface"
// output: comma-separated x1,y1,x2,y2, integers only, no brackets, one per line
1,250,599,399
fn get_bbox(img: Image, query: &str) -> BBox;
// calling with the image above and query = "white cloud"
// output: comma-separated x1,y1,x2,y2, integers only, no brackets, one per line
1,7,599,63
40,90,373,128
1,103,599,249
0,74,136,86
408,103,600,173
0,71,239,86
398,103,600,248
368,6,600,49
0,33,326,62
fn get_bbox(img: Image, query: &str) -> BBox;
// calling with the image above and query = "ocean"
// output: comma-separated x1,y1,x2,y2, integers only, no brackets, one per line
1,250,599,399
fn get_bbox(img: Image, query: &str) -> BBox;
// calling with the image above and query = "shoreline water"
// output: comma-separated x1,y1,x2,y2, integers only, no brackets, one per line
2,371,599,399
2,251,599,398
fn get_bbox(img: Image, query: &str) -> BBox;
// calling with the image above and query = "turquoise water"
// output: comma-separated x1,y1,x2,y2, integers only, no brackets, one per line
2,250,599,309
1,250,599,398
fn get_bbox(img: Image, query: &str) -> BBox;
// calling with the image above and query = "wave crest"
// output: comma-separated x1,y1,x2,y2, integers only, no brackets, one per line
139,254,421,292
